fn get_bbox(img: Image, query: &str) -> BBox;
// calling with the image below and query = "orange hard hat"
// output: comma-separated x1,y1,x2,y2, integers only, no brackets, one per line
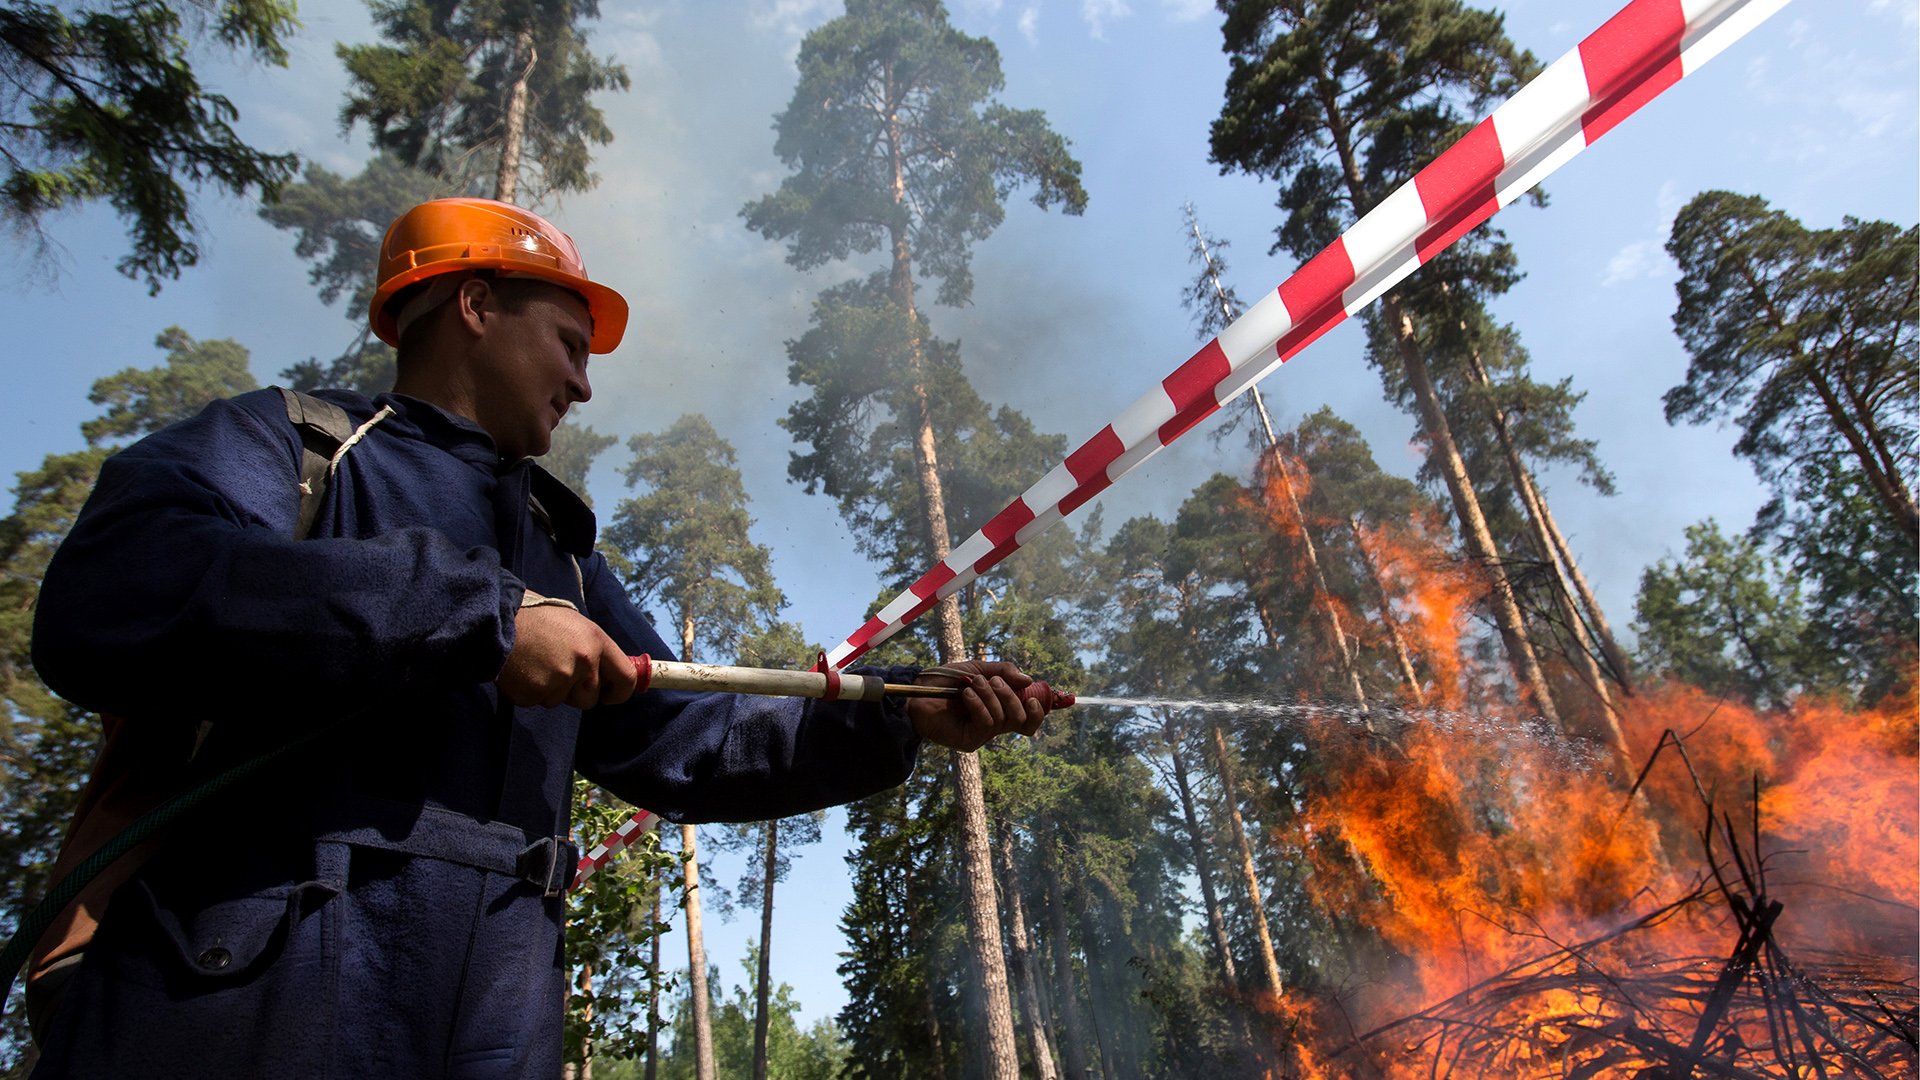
370,198,629,353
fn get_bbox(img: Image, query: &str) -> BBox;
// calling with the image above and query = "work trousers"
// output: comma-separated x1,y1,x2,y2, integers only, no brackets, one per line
32,803,576,1079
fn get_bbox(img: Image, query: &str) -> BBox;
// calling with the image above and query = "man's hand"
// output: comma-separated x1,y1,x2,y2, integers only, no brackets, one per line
906,660,1047,752
497,604,640,709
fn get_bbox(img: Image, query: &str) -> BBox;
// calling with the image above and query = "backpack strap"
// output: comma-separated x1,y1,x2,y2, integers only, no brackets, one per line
275,387,356,540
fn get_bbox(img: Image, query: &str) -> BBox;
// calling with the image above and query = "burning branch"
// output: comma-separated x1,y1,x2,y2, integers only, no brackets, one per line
1299,723,1917,1079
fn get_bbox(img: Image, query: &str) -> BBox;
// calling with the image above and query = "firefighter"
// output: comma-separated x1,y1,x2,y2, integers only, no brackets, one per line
25,198,1044,1077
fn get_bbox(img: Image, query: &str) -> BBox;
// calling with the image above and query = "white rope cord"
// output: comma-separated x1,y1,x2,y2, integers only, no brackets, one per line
328,406,395,482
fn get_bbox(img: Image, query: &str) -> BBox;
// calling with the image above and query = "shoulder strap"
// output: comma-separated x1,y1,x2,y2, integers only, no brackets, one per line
275,387,356,540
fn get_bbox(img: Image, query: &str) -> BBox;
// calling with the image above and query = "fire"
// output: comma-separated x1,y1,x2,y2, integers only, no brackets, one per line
1217,440,1915,1075
1270,679,1918,1076
1347,519,1480,709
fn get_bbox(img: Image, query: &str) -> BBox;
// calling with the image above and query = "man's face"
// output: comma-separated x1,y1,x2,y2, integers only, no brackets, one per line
467,281,595,461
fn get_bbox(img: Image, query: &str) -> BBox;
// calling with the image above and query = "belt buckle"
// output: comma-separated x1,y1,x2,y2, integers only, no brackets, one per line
517,836,575,898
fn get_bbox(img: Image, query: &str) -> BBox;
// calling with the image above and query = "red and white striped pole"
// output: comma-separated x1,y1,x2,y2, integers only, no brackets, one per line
574,0,1793,890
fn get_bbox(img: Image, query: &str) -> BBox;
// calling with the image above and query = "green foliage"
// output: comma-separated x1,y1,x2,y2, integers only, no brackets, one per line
835,769,971,1079
644,952,848,1080
261,155,448,393
776,278,976,556
1211,0,1537,259
733,621,817,670
741,0,1086,309
337,0,630,200
603,415,783,662
82,327,259,446
1760,457,1919,705
1664,191,1919,540
0,0,300,290
1129,947,1263,1078
565,780,679,1067
540,417,614,503
1368,293,1615,505
1631,519,1844,711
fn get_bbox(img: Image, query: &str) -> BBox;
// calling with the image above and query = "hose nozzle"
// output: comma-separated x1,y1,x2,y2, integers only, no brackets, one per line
1021,681,1075,712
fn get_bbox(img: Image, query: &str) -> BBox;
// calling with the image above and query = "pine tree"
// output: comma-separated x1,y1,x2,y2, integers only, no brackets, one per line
1631,520,1841,710
0,0,300,290
601,415,791,1080
836,776,957,1078
1211,0,1578,737
1182,204,1375,719
1096,515,1262,999
337,0,629,203
604,416,784,664
709,809,824,1080
1363,289,1632,739
742,4,1085,1075
1665,192,1918,543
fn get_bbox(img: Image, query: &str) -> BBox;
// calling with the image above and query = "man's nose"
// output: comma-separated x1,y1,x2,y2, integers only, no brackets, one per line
568,371,591,404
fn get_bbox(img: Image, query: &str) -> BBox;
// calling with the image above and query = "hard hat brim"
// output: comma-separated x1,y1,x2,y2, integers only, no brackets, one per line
371,259,629,354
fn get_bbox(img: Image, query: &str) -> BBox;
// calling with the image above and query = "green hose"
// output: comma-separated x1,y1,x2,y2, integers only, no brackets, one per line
0,723,334,1012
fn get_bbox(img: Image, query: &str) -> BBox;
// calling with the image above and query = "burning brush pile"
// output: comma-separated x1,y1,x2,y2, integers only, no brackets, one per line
1258,681,1918,1079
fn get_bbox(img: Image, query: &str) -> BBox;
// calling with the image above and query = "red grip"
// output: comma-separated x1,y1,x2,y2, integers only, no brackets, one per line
630,654,652,693
1020,682,1075,712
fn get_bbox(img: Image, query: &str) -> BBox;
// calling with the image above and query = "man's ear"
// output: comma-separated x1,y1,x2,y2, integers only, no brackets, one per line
454,278,494,338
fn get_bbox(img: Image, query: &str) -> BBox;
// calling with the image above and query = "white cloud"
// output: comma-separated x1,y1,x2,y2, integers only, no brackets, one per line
1654,178,1686,223
749,0,838,38
1738,13,1918,171
1602,181,1687,287
1018,6,1040,45
1601,239,1663,286
1082,0,1131,40
1868,0,1920,27
1160,0,1212,21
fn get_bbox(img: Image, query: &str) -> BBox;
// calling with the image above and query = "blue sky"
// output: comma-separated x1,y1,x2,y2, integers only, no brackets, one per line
3,0,1914,1032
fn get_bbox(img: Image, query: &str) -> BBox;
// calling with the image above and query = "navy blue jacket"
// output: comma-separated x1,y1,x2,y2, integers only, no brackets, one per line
29,388,920,1078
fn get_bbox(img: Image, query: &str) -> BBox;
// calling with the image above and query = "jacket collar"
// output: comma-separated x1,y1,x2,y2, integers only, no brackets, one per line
368,391,504,469
367,391,598,554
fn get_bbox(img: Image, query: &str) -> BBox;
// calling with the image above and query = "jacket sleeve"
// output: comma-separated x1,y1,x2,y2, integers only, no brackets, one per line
31,391,522,720
572,552,923,824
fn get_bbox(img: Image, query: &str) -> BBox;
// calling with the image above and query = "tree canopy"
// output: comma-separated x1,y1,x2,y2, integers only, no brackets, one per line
1666,191,1919,542
338,0,629,201
0,0,301,290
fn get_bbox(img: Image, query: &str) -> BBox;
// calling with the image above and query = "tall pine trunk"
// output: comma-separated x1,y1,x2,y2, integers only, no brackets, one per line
1041,833,1093,1080
494,26,535,203
1191,211,1371,716
882,58,1021,1080
1205,719,1284,997
676,616,717,1080
1261,446,1371,718
994,822,1061,1080
751,819,777,1080
680,825,717,1080
1164,712,1238,986
1070,881,1127,1080
1385,298,1562,726
1537,495,1633,692
1456,332,1633,772
1305,64,1561,726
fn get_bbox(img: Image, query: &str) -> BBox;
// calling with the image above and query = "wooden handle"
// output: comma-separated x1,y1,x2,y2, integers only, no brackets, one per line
631,656,888,702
